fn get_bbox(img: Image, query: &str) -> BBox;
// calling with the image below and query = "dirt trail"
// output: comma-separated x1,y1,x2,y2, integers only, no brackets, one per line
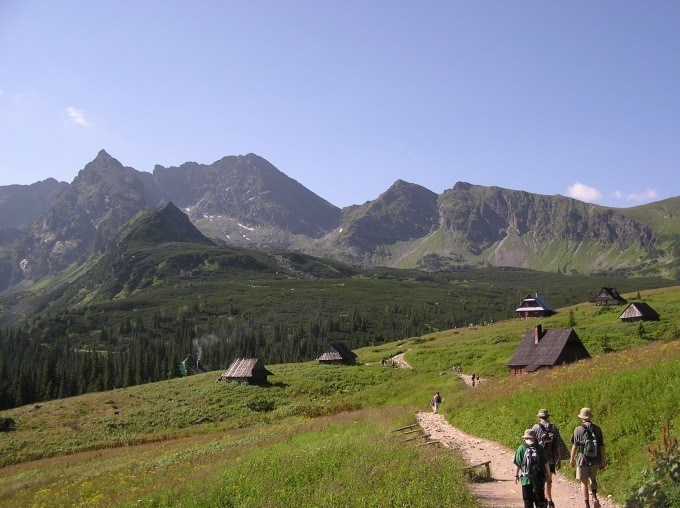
391,352,412,369
417,412,618,508
457,373,486,387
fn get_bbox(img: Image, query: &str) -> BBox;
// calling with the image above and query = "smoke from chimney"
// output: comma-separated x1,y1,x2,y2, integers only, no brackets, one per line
192,339,203,367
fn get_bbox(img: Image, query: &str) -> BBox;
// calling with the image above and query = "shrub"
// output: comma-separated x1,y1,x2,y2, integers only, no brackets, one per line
246,398,276,412
626,423,680,507
0,417,16,432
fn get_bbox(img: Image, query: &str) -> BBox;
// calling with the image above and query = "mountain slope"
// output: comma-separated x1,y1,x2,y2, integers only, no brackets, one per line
0,151,152,290
2,151,678,281
438,182,654,250
153,153,341,237
619,196,680,237
317,180,439,259
305,181,669,276
0,178,69,229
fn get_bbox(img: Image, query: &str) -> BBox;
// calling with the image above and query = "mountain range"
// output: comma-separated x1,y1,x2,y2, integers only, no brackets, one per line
0,150,678,296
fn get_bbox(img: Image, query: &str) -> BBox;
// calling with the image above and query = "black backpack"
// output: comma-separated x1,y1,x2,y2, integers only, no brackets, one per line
540,423,556,458
581,424,598,460
522,445,541,478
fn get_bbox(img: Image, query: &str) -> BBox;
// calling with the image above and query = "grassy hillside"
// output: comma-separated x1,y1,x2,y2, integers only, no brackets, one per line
3,239,672,413
0,286,678,506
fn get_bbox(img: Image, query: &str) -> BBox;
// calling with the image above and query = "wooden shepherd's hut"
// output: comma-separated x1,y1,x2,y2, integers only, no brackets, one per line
515,293,556,318
317,343,357,365
619,302,660,322
218,358,273,385
507,325,590,376
591,287,627,306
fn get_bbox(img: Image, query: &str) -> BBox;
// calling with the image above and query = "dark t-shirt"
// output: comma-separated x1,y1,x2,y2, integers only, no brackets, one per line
571,422,605,466
532,421,564,464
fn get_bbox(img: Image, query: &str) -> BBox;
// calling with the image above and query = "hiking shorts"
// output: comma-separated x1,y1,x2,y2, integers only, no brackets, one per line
576,464,598,482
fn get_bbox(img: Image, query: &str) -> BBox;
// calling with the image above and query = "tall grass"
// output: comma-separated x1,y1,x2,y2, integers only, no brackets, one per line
2,409,477,508
440,341,680,502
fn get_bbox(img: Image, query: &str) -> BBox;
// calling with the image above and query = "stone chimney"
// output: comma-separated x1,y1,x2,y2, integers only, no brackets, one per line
534,324,543,344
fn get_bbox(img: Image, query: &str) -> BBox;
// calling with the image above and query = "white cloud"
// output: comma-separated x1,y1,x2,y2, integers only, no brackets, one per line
626,188,658,201
64,106,92,127
612,188,659,202
566,182,602,203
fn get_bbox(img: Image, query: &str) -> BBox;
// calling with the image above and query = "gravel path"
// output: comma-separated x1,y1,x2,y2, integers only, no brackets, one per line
417,412,618,508
391,352,412,369
457,373,486,387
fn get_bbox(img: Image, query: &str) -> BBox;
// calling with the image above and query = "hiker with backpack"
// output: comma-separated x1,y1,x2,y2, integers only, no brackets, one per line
431,392,442,413
514,428,550,508
532,409,569,508
569,408,606,508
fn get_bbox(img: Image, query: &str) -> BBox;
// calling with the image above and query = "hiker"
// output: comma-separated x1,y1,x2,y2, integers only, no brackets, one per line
514,428,550,508
471,374,476,387
431,391,442,413
532,409,569,508
569,407,606,508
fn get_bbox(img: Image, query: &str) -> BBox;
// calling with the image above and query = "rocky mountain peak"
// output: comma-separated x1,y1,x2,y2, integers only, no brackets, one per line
118,202,214,248
383,179,435,198
452,181,474,191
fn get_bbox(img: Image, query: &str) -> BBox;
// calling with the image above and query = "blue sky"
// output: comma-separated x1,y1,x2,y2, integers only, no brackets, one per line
1,1,678,207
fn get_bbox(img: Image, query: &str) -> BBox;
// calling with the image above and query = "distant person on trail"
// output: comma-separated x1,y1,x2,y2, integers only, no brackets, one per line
514,428,549,508
532,409,569,508
569,408,606,508
471,374,476,387
431,392,442,413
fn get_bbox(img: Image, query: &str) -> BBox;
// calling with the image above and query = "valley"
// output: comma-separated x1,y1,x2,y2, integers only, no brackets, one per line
0,285,677,506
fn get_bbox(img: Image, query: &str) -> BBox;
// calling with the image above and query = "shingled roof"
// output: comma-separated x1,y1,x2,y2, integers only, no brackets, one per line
515,293,556,314
591,286,627,305
508,326,590,372
219,358,273,380
318,343,357,363
619,302,660,321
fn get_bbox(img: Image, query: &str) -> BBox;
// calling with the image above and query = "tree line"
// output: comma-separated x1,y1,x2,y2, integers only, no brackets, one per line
0,302,455,410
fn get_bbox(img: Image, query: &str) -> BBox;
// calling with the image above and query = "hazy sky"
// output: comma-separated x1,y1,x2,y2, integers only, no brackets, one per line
1,1,678,207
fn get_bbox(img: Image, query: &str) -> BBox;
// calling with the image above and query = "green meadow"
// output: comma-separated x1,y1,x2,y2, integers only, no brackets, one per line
1,286,678,506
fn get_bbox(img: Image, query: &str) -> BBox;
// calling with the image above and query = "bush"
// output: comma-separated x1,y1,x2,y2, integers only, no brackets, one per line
626,423,680,507
0,417,16,432
246,398,276,412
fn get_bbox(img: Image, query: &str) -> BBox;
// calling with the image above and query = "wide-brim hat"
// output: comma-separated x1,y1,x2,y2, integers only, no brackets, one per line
523,429,536,440
578,407,592,420
537,409,550,418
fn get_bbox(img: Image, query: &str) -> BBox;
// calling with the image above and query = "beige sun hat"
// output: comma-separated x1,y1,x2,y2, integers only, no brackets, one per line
578,407,592,420
523,429,537,440
537,409,550,419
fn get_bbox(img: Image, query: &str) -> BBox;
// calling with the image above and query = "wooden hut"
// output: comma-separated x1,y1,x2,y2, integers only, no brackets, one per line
218,358,273,385
515,293,556,318
619,302,660,322
317,343,357,365
507,325,590,376
591,287,627,306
